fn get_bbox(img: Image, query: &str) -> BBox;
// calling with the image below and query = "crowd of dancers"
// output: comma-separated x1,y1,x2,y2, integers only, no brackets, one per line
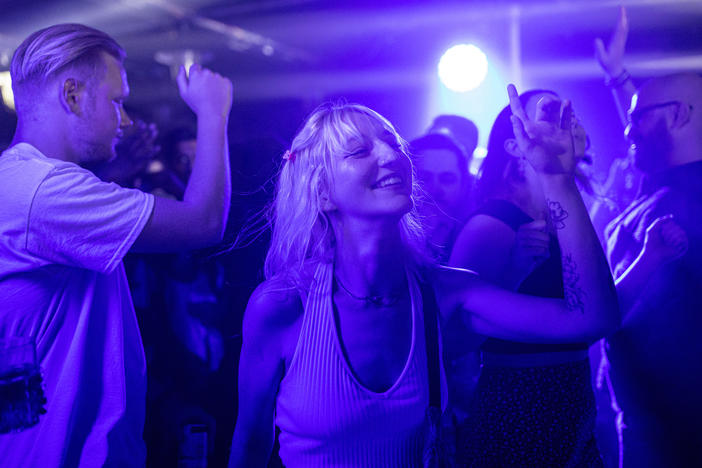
1,6,700,468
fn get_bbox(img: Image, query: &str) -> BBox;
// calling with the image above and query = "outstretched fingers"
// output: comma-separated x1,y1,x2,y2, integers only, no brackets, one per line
508,84,533,149
510,114,531,154
176,65,188,96
611,5,629,54
594,5,629,76
508,84,529,122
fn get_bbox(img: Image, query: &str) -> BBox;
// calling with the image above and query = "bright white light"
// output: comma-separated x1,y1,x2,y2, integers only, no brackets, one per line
183,50,196,76
473,146,487,160
262,44,274,56
438,44,488,93
0,71,14,111
470,146,487,175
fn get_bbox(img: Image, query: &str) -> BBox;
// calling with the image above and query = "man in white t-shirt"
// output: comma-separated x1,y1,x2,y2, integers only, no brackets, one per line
0,23,232,467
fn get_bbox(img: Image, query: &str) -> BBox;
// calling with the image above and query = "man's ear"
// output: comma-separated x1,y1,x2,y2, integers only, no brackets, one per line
503,138,522,158
671,101,692,130
60,78,85,115
503,138,528,181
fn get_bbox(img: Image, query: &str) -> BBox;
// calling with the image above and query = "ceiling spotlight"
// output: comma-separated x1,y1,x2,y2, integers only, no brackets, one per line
438,44,488,93
262,44,274,56
154,49,211,79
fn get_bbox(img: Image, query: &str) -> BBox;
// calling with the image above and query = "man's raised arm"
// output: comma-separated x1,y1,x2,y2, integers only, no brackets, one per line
133,64,233,252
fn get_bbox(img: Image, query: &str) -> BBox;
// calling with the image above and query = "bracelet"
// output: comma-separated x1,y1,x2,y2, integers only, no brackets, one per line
605,69,632,88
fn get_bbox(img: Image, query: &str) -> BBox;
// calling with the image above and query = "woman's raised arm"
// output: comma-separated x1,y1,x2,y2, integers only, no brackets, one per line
437,86,619,344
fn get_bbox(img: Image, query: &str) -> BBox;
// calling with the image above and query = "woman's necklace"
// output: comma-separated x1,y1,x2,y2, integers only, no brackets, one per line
334,274,403,307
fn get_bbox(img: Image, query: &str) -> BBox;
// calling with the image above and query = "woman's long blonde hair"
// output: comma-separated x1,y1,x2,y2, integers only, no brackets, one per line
264,102,429,287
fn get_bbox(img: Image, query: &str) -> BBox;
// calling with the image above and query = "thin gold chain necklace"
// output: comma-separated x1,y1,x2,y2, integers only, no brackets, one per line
334,274,403,307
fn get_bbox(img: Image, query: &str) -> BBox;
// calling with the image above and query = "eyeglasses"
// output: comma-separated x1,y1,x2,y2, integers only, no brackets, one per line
628,101,681,127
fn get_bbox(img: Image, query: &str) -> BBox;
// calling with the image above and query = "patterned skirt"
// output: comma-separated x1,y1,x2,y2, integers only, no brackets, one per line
457,358,603,467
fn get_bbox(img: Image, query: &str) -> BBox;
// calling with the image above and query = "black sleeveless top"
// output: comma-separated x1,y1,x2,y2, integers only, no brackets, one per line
474,199,587,353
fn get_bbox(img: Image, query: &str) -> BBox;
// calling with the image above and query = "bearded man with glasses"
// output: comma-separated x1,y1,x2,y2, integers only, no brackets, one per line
604,72,702,467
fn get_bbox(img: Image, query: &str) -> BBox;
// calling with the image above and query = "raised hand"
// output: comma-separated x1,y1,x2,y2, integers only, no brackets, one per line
594,5,628,78
508,84,576,175
642,215,689,266
177,64,233,119
115,119,160,166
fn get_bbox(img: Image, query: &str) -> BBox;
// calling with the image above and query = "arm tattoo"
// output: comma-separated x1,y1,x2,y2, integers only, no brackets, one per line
562,253,585,314
546,199,569,230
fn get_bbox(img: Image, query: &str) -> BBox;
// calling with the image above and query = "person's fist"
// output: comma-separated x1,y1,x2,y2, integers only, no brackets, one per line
177,64,233,118
643,214,689,266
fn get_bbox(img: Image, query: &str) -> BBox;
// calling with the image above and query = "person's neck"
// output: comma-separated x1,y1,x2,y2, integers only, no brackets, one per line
669,140,702,168
333,218,407,298
11,119,73,163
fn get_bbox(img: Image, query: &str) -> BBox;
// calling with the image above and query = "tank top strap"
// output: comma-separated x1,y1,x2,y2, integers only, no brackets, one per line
284,261,333,379
305,261,333,313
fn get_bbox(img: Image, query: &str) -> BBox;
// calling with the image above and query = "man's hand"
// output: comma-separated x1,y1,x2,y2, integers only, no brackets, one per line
177,64,233,119
94,119,159,185
508,84,576,175
642,215,689,266
595,5,628,78
115,119,160,167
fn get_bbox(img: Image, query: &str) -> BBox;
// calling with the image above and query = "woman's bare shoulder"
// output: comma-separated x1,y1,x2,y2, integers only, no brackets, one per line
245,277,305,334
451,215,517,261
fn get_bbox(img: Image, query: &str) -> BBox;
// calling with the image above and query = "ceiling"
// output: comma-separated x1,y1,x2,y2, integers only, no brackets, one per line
0,0,700,167
1,0,700,103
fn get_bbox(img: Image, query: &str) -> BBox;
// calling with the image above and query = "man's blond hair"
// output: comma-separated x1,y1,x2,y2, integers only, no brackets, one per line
11,23,125,112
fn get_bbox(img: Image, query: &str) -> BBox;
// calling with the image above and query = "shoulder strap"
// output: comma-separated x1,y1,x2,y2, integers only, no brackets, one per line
473,199,532,232
420,280,441,409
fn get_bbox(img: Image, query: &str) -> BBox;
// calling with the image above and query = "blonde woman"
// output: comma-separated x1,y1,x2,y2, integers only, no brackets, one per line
229,87,618,467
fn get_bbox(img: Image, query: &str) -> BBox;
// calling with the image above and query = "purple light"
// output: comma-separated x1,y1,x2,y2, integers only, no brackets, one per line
438,44,488,93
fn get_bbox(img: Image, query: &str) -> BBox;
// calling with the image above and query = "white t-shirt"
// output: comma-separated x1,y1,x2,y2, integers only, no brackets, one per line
0,143,154,467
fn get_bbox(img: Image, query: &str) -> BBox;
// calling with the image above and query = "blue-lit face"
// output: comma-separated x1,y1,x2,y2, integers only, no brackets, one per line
415,148,464,214
625,92,674,173
326,129,413,221
75,52,132,165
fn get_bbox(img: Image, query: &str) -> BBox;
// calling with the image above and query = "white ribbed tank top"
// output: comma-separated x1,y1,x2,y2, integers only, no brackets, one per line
274,261,430,468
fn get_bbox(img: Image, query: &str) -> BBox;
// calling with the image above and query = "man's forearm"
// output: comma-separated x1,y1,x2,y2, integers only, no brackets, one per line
611,79,637,128
185,114,231,239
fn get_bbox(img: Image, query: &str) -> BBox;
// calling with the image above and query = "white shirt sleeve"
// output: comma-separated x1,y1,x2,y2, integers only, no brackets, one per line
26,163,154,274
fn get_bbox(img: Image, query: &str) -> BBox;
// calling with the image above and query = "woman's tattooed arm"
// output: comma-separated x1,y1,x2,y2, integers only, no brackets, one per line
547,199,586,314
547,199,569,230
562,253,586,314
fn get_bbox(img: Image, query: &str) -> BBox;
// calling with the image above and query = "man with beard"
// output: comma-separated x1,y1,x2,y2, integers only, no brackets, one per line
604,72,702,467
0,24,232,467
